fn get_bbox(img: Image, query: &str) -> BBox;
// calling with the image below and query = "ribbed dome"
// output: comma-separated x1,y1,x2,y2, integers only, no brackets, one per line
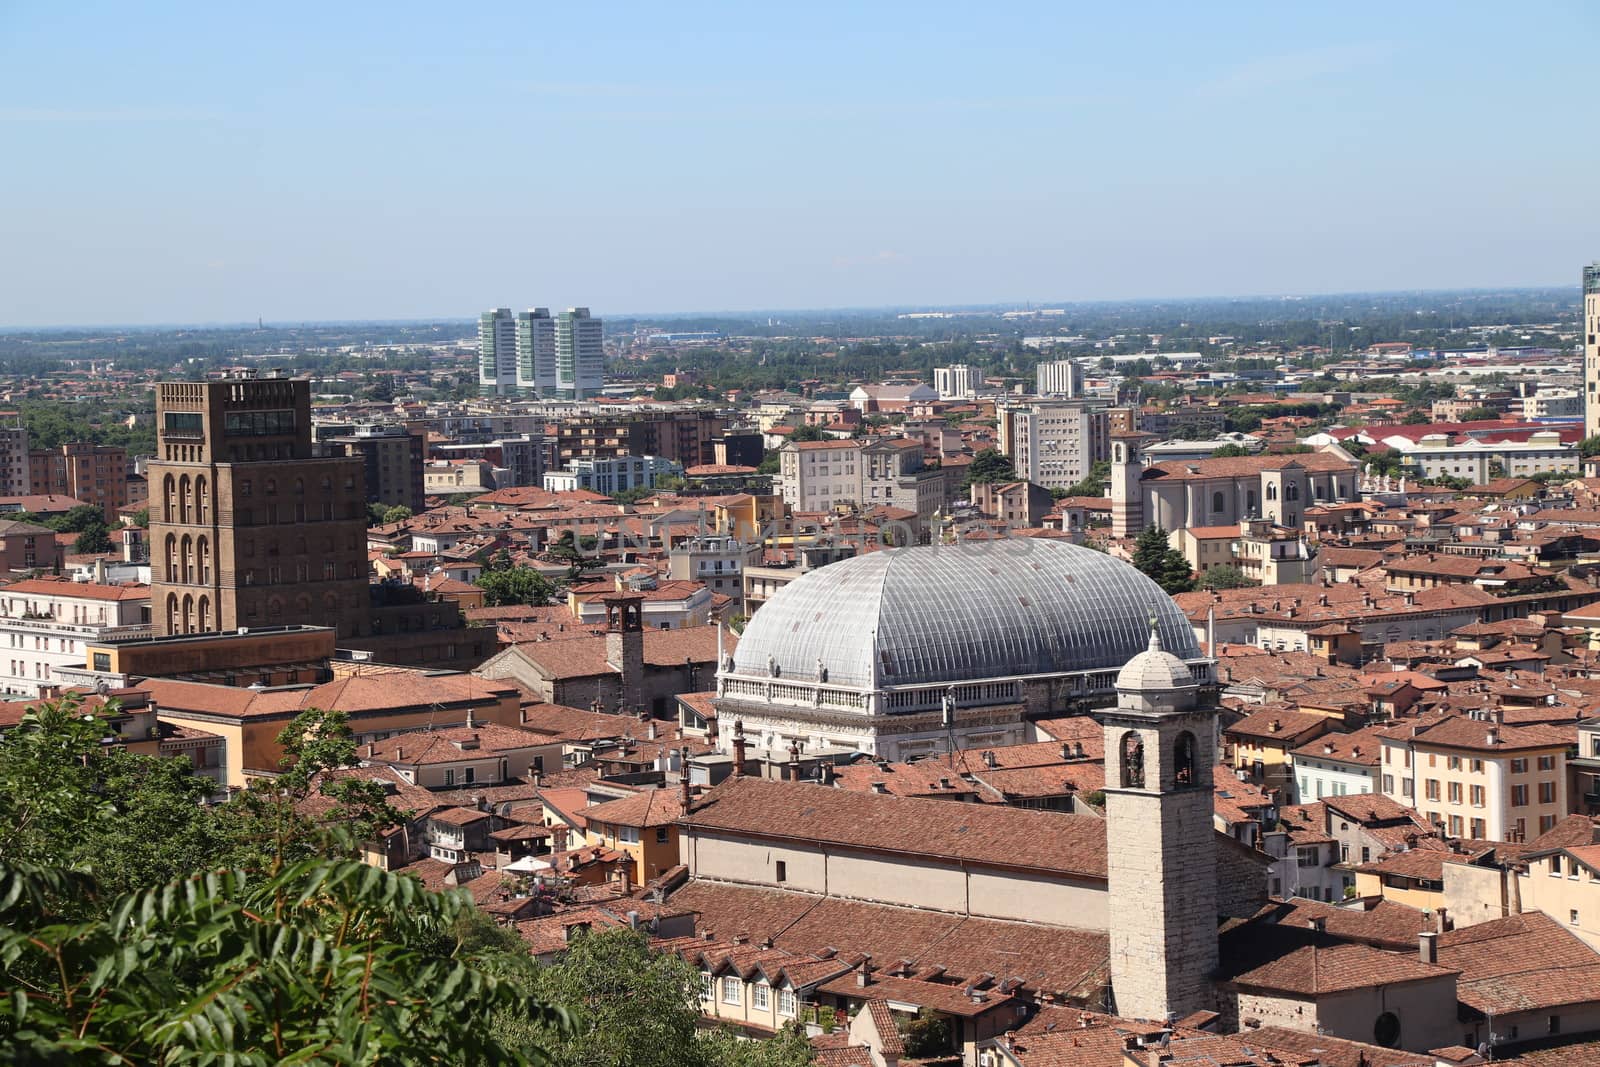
730,540,1202,690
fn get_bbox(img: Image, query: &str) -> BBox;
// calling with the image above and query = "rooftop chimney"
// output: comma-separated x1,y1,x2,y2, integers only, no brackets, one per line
1418,930,1439,965
732,720,747,777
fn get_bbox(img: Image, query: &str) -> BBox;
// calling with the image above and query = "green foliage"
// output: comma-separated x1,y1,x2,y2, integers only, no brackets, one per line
1132,525,1195,595
0,858,564,1065
547,531,605,582
899,1008,953,1058
74,525,112,554
1401,409,1430,425
1580,436,1600,459
1461,406,1501,423
1210,443,1251,458
653,475,686,492
610,486,655,505
532,928,700,1067
757,450,780,475
1059,459,1110,498
476,560,555,608
131,507,149,529
786,424,827,443
1198,564,1253,591
961,448,1017,488
382,504,413,525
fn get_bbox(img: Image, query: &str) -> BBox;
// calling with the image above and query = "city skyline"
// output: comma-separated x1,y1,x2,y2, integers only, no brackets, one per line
2,2,1598,325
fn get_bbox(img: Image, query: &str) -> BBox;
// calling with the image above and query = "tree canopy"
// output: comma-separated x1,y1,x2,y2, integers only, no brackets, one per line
961,448,1017,488
1132,524,1195,595
476,553,555,607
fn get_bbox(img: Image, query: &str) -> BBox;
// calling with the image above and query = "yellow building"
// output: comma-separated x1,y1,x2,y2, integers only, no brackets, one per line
581,787,687,886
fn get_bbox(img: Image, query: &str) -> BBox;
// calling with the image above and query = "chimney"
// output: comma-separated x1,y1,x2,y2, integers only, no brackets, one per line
787,738,801,781
1435,906,1450,933
647,720,657,741
855,960,873,987
365,743,375,758
1061,742,1072,760
395,746,403,760
871,781,888,794
732,720,747,777
1418,930,1439,965
983,750,998,768
617,866,631,896
465,707,475,730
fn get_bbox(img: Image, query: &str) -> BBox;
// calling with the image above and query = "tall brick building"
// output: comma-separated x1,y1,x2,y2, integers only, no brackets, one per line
28,442,129,521
148,376,370,637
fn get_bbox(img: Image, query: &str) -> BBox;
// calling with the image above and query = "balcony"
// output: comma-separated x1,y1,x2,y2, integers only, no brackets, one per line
0,615,153,641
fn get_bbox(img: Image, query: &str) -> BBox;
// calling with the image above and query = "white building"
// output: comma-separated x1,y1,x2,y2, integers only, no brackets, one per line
1287,726,1385,804
543,454,680,495
1397,430,1576,481
1035,358,1084,398
516,308,556,394
0,578,152,697
934,364,978,400
777,439,861,512
997,399,1108,491
556,307,604,400
477,308,519,395
1522,389,1582,420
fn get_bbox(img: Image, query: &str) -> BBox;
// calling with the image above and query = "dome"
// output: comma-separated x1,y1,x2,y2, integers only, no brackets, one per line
730,540,1204,691
1115,625,1198,694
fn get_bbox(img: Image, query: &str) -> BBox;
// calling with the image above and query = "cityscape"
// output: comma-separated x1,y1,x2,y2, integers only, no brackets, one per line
5,4,1600,1067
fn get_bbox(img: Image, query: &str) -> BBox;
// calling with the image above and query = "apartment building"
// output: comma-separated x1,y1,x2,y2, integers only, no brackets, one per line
1378,712,1571,842
328,426,426,513
1034,358,1084,398
0,578,151,697
778,439,861,511
28,443,129,522
997,399,1108,491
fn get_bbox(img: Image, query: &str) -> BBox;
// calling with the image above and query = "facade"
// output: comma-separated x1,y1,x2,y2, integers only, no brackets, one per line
516,307,556,394
542,454,681,494
0,517,63,573
1110,437,1359,538
1098,628,1219,1021
1035,359,1084,398
148,376,371,638
1586,261,1600,439
668,535,762,608
1378,713,1571,843
329,426,426,513
0,421,28,496
478,308,519,395
28,443,128,522
556,307,604,399
1398,430,1575,481
934,363,979,400
0,578,150,697
550,411,728,470
998,400,1108,491
778,439,861,511
716,540,1212,761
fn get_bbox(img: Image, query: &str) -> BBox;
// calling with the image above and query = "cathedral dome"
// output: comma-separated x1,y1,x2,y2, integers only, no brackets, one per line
729,540,1205,693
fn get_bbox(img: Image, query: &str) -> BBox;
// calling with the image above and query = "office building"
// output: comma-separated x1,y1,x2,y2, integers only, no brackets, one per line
542,454,681,495
934,363,978,400
556,307,604,399
478,308,518,395
516,307,556,394
1585,263,1600,438
0,421,29,496
1035,358,1084,398
997,399,1109,491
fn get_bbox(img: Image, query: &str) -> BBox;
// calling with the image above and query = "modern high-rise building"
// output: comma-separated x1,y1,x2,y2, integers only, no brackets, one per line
327,426,426,514
934,364,978,400
1585,264,1600,438
516,307,556,394
478,308,518,395
1035,358,1084,398
0,420,29,496
556,307,604,399
998,399,1109,491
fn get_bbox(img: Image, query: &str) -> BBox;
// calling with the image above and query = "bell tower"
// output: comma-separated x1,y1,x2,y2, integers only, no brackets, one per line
1097,621,1218,1021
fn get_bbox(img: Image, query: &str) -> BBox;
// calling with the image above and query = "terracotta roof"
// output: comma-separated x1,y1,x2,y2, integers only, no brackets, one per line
1437,911,1600,1015
1219,920,1455,995
0,577,149,601
364,722,553,765
583,788,687,829
144,673,519,722
683,777,1107,880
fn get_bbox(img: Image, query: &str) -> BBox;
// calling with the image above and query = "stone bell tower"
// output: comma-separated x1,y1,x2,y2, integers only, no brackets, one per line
1097,621,1218,1022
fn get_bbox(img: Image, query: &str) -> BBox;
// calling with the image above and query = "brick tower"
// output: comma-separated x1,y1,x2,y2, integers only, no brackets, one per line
1097,621,1219,1021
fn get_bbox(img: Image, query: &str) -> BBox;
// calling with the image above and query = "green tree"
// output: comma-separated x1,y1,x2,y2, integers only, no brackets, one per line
131,507,149,529
45,504,107,534
382,504,414,524
1579,435,1600,459
1210,443,1251,458
532,928,701,1067
899,1008,953,1058
1059,459,1110,498
1131,525,1195,595
1461,406,1501,423
787,424,827,443
757,450,780,475
961,448,1017,488
1198,564,1253,591
74,524,112,554
1401,409,1430,425
476,564,555,607
0,858,564,1065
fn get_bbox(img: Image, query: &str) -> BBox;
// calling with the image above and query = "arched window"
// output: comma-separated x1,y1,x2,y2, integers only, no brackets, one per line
162,475,176,523
1211,491,1225,515
265,479,277,496
197,535,211,584
1174,731,1197,787
165,593,179,633
180,534,193,584
1266,483,1278,501
180,594,194,635
1286,482,1300,502
164,534,178,583
178,475,191,525
197,595,211,633
267,597,283,618
1373,1012,1401,1048
195,475,209,523
1246,489,1258,514
1120,731,1145,790
294,594,311,616
320,476,332,493
293,478,305,496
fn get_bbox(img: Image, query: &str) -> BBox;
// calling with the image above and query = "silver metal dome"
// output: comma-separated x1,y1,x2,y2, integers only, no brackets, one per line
730,540,1203,691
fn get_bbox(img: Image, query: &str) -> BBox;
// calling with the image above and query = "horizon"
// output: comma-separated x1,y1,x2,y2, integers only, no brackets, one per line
3,3,1598,326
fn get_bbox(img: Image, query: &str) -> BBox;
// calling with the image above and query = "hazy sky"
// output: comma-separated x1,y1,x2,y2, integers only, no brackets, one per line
2,2,1597,326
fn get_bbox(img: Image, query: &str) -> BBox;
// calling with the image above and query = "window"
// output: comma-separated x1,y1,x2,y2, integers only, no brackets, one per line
1539,782,1556,804
1448,756,1461,770
753,983,770,1010
1471,818,1485,838
1550,1015,1562,1035
1472,759,1484,773
721,976,741,1005
1401,779,1413,798
1511,785,1529,807
1424,779,1440,801
443,770,455,786
775,860,788,883
1470,785,1485,808
1572,910,1581,927
92,652,110,672
700,974,713,1002
464,767,476,785
1448,815,1463,837
1538,755,1556,771
1382,774,1395,793
777,988,797,1017
1448,782,1462,804
655,827,669,844
1296,847,1319,868
618,826,640,845
1511,758,1529,774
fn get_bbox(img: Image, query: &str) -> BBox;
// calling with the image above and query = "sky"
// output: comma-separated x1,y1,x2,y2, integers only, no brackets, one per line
2,2,1597,326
